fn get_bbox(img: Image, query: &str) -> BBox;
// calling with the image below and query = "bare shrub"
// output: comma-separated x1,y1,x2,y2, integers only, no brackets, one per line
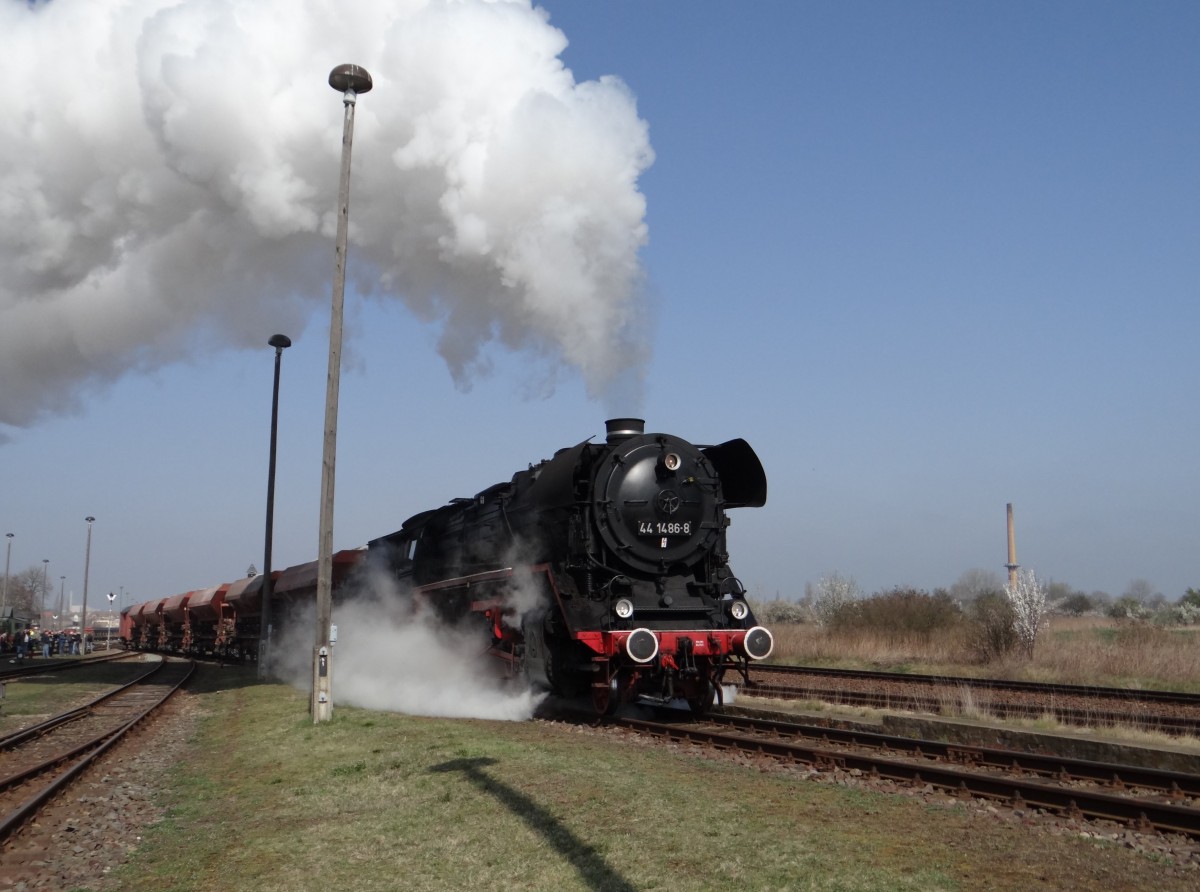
829,588,962,642
968,593,1019,663
1107,596,1150,621
1057,592,1094,616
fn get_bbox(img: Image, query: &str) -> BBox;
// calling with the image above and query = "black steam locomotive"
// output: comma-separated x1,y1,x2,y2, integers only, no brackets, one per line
370,418,773,713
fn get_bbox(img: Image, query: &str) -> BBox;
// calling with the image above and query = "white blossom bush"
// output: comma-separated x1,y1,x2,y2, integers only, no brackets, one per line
812,572,861,628
1004,568,1047,659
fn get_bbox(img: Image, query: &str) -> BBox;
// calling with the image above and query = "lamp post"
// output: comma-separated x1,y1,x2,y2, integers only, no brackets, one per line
313,63,372,723
58,577,65,632
81,516,95,645
260,333,292,679
40,559,49,626
3,532,13,618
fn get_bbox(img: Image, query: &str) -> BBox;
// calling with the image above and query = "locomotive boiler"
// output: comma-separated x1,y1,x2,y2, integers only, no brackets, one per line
369,418,773,713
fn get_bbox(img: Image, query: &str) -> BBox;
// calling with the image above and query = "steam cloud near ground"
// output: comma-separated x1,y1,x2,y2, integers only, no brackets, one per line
273,567,547,721
0,0,653,435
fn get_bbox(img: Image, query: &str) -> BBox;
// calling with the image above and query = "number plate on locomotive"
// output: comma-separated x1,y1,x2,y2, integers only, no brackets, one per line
637,521,692,536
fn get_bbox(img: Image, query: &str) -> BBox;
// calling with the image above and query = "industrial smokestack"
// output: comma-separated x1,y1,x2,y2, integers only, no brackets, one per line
1005,502,1019,589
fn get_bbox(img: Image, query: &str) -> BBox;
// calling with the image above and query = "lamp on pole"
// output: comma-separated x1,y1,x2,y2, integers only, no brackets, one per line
81,516,95,643
3,532,13,617
260,333,292,679
58,576,65,632
313,63,372,723
40,559,49,625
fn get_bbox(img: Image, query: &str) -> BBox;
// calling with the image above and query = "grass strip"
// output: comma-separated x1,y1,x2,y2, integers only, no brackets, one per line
106,667,1195,892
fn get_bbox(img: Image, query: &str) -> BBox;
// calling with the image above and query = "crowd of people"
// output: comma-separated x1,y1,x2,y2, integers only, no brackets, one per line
0,629,93,661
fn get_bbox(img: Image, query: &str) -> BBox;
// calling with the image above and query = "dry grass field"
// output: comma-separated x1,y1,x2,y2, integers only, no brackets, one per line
767,615,1200,691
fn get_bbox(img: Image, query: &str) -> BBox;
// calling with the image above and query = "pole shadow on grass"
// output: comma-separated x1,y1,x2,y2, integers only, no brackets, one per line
431,757,636,892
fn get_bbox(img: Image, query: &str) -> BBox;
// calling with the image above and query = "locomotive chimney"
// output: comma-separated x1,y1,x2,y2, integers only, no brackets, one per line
605,418,645,443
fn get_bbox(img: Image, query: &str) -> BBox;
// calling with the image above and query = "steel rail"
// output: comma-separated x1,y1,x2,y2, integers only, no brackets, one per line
0,650,137,683
0,657,167,751
742,682,1200,736
0,659,194,844
610,713,1200,838
707,712,1200,797
752,664,1200,707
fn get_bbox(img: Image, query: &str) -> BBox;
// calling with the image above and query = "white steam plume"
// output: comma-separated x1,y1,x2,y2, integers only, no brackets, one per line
0,0,653,434
273,568,546,721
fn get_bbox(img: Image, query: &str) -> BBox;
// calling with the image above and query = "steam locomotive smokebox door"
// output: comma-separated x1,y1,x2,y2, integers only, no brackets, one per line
594,433,723,575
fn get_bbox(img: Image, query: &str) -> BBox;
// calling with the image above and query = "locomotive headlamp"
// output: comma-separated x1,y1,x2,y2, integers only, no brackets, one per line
730,600,749,620
625,628,659,663
662,452,682,472
614,598,635,619
734,626,775,661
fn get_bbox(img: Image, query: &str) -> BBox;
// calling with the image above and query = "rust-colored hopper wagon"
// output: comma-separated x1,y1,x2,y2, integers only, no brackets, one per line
159,591,194,651
223,573,269,660
184,583,231,655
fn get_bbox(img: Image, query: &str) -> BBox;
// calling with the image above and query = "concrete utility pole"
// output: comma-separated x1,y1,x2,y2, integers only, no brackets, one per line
40,560,49,623
1005,502,1019,590
81,517,96,637
313,63,372,723
3,533,13,615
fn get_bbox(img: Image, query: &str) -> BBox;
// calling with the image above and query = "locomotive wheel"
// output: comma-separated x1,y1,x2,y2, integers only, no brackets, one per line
687,680,716,717
592,677,619,715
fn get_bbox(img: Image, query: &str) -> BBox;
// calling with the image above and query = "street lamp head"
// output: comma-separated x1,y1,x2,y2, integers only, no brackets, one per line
329,63,373,95
85,516,95,524
269,333,292,350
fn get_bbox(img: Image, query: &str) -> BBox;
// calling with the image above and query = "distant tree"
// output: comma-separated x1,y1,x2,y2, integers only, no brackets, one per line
949,569,1004,605
811,572,860,628
1123,579,1159,603
3,566,43,616
1107,596,1148,621
1005,568,1047,658
1180,589,1200,609
1044,580,1074,602
1059,593,1094,616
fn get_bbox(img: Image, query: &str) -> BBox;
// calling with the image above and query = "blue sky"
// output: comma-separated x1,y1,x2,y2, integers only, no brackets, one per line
2,0,1197,615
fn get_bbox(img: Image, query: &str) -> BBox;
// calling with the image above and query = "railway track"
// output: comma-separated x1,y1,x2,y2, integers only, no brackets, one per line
742,665,1200,735
591,707,1200,840
0,655,193,846
0,649,137,683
